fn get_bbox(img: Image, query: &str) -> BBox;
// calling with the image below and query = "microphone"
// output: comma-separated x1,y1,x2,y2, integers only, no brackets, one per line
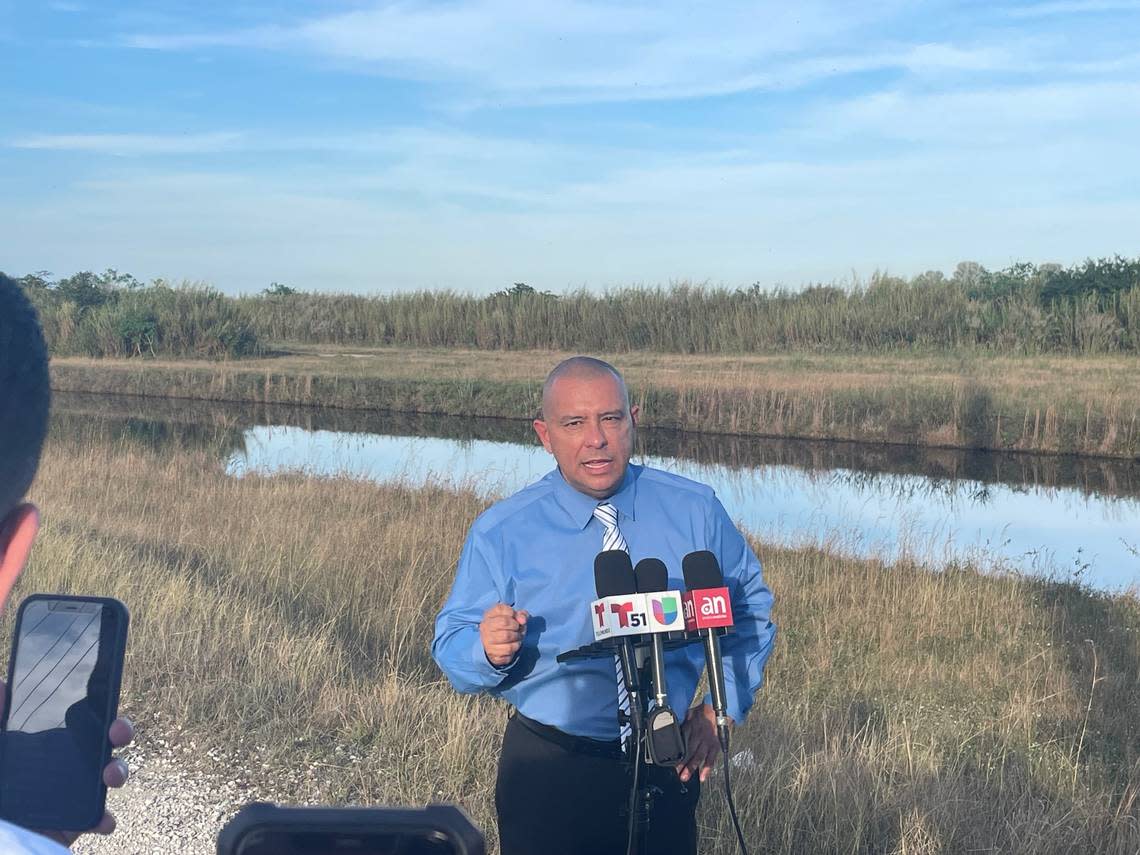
633,558,675,708
594,550,644,744
682,550,734,747
633,558,686,765
590,561,685,644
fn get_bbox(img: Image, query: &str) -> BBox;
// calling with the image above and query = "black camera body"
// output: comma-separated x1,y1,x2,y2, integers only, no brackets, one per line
217,802,486,855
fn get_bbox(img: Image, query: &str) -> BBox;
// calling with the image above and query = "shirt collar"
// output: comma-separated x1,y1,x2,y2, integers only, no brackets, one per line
550,464,639,530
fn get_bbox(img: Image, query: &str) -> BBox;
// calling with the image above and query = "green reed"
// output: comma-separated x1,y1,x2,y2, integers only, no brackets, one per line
11,257,1140,358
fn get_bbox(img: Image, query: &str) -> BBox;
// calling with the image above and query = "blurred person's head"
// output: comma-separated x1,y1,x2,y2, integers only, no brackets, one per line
0,272,51,609
533,356,638,500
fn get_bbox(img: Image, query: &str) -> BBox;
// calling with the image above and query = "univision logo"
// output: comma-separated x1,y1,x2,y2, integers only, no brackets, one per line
651,595,680,627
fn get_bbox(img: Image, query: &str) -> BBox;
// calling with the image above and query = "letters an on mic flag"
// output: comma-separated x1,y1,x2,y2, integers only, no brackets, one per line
682,586,734,631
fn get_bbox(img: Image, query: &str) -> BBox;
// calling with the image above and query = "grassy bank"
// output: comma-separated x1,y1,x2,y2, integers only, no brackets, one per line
49,389,1140,500
50,347,1140,458
17,428,1140,853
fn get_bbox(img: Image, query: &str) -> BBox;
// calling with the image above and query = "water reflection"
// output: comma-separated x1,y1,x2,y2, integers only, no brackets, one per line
51,392,1140,592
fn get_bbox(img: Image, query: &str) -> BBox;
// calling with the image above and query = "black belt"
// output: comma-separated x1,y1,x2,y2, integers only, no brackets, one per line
510,709,624,760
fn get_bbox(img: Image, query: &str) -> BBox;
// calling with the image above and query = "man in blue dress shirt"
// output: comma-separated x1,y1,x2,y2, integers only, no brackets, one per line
433,356,775,855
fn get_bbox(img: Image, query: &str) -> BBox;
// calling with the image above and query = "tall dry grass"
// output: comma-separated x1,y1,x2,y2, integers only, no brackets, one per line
17,260,1140,358
18,429,1140,853
49,347,1140,458
237,277,1140,355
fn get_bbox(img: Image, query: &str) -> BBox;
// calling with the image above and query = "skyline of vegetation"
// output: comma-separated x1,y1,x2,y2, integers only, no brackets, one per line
9,255,1140,359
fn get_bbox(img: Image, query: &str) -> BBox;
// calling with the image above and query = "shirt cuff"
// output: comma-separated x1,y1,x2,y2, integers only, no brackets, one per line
472,634,516,677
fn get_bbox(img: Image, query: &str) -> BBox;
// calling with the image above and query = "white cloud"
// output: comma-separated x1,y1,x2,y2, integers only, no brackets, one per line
122,1,912,104
120,1,1133,109
10,132,245,155
902,43,1014,73
12,2,1140,291
115,0,1140,116
818,79,1140,145
1005,0,1140,19
4,129,589,209
7,113,1139,296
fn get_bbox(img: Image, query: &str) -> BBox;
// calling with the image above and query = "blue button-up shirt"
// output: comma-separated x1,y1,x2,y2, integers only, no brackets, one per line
432,463,776,740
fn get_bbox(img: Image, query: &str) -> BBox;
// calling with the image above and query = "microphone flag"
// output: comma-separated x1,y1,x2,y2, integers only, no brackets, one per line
681,586,734,631
590,591,684,641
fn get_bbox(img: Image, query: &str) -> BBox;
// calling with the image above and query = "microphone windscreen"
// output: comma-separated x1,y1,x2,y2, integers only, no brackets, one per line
682,550,723,589
595,550,635,597
633,558,669,593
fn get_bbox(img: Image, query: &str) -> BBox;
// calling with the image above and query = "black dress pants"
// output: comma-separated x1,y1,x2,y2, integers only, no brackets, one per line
495,713,700,855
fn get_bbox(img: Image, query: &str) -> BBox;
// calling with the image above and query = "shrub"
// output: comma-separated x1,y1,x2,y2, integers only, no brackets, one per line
9,271,260,359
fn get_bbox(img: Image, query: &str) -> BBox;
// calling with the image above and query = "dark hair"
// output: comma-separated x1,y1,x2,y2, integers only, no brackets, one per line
0,273,51,518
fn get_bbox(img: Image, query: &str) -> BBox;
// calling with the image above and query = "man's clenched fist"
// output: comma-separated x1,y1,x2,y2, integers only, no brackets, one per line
480,603,529,667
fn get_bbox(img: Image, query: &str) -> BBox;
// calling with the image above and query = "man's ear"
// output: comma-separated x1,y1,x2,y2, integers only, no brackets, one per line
533,418,553,453
0,504,39,612
629,404,640,427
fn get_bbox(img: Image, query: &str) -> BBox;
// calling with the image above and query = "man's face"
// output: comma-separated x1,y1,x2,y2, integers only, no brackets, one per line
533,371,639,500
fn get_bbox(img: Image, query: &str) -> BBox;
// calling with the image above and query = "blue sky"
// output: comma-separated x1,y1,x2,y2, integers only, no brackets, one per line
2,1,1139,294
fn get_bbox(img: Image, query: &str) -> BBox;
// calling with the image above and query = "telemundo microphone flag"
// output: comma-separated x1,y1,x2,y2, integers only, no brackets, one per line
591,591,684,641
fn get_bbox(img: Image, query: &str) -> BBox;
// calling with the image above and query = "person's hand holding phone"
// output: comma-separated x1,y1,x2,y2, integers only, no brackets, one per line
0,679,134,847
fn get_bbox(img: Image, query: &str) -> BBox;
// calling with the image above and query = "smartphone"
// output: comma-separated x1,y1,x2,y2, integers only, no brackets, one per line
0,594,129,831
217,803,486,855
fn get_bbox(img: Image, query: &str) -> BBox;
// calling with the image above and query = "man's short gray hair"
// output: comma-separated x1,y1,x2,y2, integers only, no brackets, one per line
539,356,628,420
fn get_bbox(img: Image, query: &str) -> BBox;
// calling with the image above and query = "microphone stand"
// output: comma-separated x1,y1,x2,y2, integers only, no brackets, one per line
558,633,705,855
622,647,663,855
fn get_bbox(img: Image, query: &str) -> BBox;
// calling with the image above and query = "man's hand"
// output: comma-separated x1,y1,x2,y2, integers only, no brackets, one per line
479,603,528,667
0,680,135,847
675,703,731,783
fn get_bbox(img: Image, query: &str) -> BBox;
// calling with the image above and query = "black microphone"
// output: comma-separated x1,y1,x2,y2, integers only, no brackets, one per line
682,550,732,748
633,558,671,708
633,558,686,765
594,550,644,746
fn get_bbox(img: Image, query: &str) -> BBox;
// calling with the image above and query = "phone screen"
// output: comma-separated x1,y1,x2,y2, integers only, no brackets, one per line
0,597,125,829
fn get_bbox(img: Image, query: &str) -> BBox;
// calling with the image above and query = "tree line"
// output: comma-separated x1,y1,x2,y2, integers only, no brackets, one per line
9,256,1140,358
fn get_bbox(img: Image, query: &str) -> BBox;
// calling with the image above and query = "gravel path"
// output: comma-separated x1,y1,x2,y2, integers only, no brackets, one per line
74,742,266,855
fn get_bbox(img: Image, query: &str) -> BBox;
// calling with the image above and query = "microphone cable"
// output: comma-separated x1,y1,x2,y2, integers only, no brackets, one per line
592,549,648,855
681,549,750,854
719,727,750,855
625,720,642,855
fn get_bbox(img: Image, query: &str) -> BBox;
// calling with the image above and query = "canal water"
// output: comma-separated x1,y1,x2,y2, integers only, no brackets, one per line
52,392,1140,593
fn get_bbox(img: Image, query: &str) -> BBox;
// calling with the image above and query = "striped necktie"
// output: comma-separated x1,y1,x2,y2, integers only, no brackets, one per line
593,502,632,749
